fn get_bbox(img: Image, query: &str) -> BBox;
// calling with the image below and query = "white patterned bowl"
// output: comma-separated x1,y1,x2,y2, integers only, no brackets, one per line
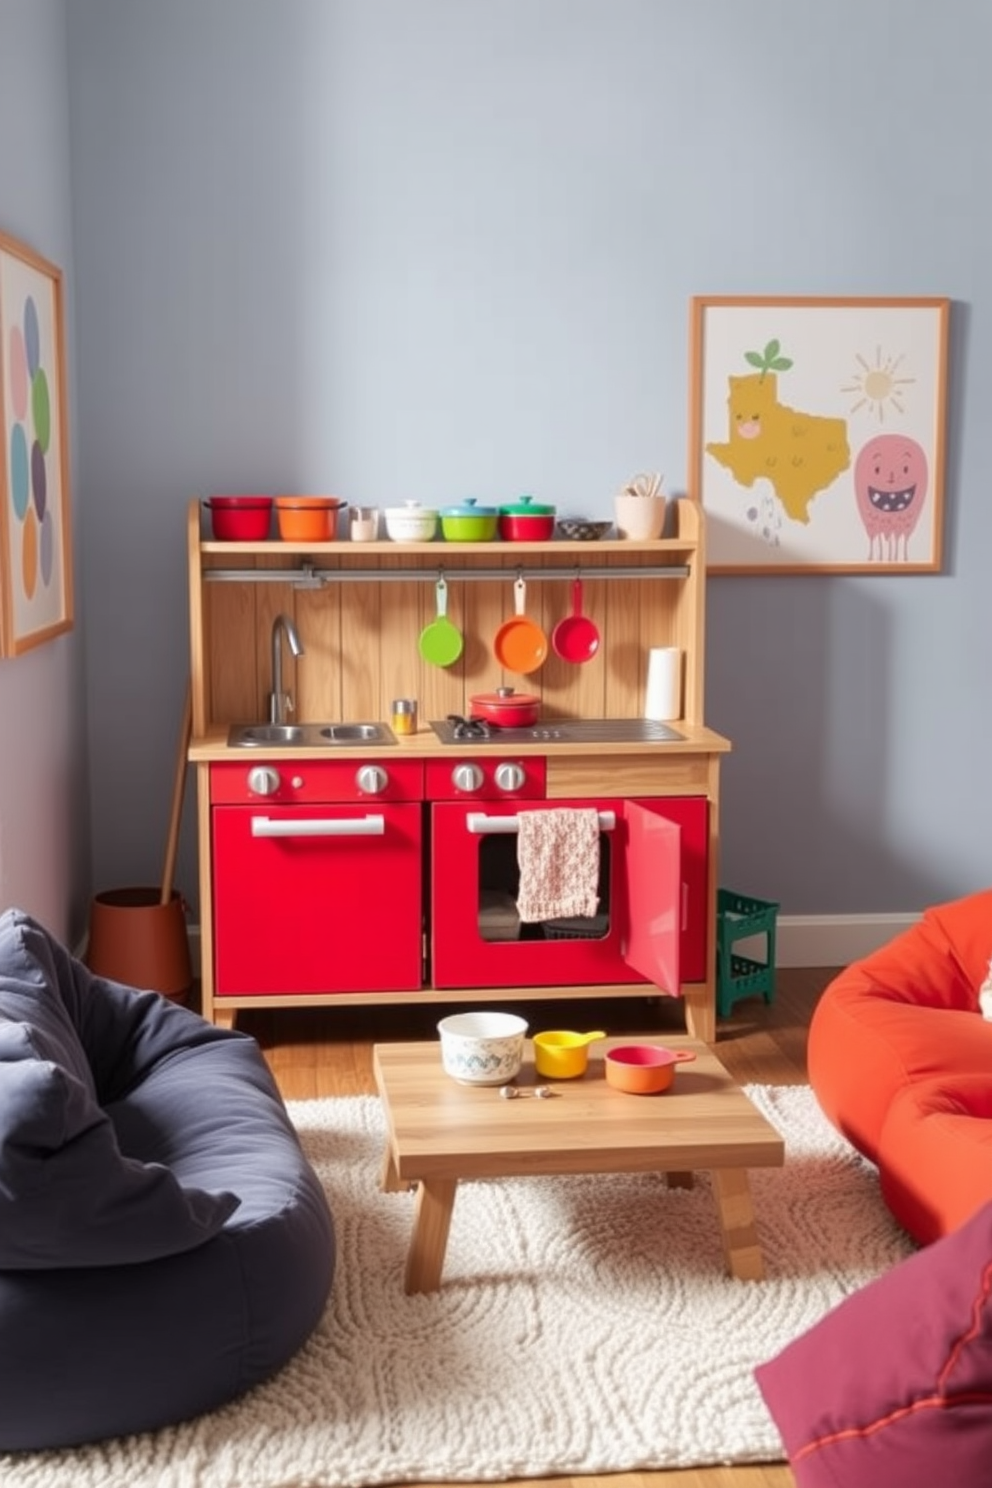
437,1011,529,1085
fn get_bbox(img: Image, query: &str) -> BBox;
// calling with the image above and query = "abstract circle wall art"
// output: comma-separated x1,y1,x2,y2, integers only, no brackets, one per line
0,231,73,656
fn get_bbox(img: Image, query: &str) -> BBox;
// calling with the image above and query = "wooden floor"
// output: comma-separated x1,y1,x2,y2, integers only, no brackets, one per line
231,966,837,1488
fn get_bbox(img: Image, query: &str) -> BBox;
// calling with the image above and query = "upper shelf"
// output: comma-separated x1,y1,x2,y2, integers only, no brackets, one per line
189,496,704,561
197,536,697,557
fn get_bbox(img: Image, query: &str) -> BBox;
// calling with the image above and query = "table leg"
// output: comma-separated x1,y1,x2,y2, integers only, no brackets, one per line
405,1177,458,1294
711,1168,764,1280
666,1171,694,1189
380,1146,404,1193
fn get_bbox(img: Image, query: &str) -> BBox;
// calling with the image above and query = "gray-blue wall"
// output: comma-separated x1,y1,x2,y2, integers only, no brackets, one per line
0,0,89,942
64,1,992,923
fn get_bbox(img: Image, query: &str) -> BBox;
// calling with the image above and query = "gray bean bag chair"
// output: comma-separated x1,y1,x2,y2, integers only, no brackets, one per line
0,908,334,1451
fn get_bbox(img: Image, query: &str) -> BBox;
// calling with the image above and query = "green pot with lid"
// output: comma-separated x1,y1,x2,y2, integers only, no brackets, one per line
439,498,499,542
498,495,556,541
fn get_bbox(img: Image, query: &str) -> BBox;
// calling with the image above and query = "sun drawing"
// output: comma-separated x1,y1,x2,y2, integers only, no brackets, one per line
841,346,915,422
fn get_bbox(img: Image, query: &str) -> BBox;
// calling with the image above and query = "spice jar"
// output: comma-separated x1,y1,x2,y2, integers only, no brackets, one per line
391,698,418,735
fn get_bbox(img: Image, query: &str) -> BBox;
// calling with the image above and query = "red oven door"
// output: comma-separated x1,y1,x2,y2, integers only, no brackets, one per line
431,796,699,992
212,802,423,995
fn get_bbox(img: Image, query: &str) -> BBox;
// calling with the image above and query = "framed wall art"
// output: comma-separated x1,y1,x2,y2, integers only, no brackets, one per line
688,296,950,574
0,230,73,655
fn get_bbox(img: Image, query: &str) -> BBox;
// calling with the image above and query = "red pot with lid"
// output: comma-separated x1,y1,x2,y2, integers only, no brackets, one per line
468,687,541,727
498,495,556,542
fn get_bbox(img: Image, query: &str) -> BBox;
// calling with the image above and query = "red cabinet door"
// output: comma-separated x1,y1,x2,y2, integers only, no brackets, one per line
621,804,682,994
624,796,708,983
212,802,423,995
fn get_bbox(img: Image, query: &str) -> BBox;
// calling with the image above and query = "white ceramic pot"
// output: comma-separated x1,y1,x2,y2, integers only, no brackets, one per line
384,501,438,542
437,1011,529,1085
615,493,666,541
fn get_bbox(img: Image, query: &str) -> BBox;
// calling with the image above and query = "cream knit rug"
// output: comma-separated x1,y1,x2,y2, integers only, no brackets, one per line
2,1086,915,1488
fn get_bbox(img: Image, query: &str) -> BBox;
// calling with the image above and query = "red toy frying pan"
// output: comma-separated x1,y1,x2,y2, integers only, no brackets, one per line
551,578,600,664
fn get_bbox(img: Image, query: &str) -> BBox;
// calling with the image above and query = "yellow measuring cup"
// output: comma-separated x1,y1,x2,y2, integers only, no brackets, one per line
532,1029,606,1080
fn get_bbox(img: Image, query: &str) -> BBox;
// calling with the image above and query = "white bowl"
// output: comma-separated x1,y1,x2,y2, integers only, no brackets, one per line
437,1011,529,1085
384,502,438,542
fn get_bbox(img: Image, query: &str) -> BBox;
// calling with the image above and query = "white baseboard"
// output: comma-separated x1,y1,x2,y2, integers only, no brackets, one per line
774,912,917,968
186,913,918,984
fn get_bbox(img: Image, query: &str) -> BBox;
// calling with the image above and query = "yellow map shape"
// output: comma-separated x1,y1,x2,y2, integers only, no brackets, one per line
706,372,850,524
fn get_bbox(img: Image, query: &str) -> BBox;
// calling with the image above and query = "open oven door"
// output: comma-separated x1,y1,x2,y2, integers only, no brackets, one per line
622,802,682,995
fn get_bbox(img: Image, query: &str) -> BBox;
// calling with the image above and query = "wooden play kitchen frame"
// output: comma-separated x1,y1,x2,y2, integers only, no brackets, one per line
373,1035,785,1293
185,496,732,1040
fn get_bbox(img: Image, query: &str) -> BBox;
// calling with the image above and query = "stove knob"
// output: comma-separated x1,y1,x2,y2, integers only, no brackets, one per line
452,763,484,793
494,762,525,793
247,766,280,796
357,764,388,795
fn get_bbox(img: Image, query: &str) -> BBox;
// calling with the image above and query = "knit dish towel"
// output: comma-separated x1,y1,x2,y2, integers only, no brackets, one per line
515,807,601,923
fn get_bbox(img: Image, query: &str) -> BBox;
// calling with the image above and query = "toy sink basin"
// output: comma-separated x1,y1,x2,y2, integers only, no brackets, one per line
227,723,396,747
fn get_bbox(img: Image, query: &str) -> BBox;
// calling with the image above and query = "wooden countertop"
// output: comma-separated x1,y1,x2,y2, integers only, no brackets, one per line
188,721,732,763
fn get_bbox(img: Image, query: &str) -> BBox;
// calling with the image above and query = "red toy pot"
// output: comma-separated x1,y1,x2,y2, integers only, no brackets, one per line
469,687,541,727
204,496,273,541
498,496,557,542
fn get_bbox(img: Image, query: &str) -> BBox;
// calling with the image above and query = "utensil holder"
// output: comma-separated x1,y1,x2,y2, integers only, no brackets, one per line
615,493,666,541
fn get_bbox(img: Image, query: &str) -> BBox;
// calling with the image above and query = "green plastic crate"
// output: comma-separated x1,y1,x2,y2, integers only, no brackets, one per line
716,889,779,1018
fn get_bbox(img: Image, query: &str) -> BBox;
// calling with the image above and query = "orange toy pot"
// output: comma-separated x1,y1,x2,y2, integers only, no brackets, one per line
274,496,344,542
604,1043,696,1095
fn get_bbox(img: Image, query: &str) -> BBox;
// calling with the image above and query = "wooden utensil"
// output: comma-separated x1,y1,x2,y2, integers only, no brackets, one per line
161,680,192,905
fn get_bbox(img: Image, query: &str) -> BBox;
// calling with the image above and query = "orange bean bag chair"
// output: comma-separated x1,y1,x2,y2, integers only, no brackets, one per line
807,887,992,1245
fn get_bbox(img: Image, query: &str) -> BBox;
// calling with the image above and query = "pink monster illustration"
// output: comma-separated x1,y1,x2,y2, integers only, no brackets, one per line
853,433,929,562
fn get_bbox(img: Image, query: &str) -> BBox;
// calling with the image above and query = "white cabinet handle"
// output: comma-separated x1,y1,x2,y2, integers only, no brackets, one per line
251,814,385,839
466,810,616,835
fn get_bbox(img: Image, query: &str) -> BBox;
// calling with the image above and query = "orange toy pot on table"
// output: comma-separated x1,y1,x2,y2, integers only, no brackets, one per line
604,1043,696,1095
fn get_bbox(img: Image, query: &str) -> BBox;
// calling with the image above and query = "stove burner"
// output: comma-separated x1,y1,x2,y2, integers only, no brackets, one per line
446,714,494,740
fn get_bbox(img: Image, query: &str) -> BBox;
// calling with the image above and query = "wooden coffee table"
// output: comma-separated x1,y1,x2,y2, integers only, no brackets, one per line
372,1036,785,1293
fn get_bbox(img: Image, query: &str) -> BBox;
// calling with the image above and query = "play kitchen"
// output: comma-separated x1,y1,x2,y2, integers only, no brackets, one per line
186,494,731,1040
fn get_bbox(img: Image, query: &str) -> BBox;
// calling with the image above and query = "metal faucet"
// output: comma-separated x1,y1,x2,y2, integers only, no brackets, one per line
269,613,304,724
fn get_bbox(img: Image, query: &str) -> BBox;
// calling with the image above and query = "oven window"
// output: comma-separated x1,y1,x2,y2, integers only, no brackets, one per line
476,833,612,943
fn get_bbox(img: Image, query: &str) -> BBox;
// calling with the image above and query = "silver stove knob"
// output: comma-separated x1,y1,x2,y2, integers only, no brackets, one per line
357,764,388,795
452,763,484,793
494,762,525,793
247,766,280,797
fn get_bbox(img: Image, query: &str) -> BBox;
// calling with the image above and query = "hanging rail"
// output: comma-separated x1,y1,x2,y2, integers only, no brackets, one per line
202,561,691,585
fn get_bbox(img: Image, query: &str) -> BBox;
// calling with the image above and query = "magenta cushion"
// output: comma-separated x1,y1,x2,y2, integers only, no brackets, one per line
754,1198,992,1487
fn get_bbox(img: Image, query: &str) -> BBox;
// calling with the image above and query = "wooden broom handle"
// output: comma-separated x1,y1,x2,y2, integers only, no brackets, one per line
161,680,193,905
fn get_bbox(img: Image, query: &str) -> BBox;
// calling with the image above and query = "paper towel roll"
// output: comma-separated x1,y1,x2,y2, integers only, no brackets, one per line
644,647,681,721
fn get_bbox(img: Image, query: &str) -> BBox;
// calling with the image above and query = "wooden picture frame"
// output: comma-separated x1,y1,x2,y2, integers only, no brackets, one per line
0,230,73,655
688,296,950,574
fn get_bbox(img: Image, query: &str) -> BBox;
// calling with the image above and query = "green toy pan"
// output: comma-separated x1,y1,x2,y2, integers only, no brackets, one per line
418,578,464,667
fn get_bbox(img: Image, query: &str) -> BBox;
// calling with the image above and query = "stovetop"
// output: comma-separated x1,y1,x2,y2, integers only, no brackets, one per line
430,716,685,745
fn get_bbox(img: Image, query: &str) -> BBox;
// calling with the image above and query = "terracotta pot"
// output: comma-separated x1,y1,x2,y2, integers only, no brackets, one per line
469,687,541,727
86,888,192,1003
